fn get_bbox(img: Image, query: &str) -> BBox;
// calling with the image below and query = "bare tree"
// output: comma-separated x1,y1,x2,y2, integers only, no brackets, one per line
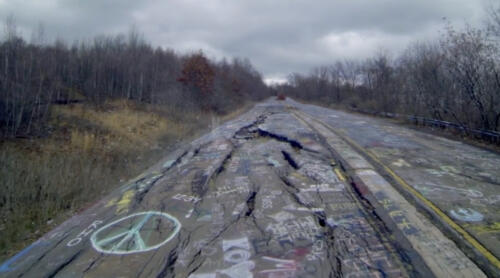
0,18,271,138
441,24,498,130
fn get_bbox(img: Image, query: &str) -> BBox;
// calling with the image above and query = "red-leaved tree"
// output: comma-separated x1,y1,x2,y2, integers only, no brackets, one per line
177,52,215,110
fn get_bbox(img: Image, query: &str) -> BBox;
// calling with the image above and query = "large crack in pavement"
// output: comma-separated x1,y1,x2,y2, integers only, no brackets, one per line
173,109,422,277
3,101,481,277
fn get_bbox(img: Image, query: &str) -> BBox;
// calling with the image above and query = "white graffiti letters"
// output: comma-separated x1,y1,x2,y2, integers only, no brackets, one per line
260,256,297,275
225,250,251,264
306,239,325,261
266,216,320,244
172,193,201,203
223,237,251,252
67,220,103,247
219,261,255,278
220,237,254,277
300,183,344,192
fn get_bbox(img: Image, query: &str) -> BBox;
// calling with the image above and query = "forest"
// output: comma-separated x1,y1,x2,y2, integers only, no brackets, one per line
278,8,500,134
0,17,269,139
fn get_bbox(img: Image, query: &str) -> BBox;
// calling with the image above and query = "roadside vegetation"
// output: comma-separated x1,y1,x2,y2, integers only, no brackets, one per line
0,18,269,260
276,5,500,139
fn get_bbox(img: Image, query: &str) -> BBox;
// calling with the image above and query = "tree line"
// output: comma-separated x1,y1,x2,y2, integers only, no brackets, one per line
0,18,269,138
278,8,500,133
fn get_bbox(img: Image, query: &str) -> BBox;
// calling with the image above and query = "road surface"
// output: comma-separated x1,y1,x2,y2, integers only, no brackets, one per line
1,99,499,277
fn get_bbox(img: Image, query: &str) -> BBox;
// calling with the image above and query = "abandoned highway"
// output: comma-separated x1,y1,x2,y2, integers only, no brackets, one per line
1,99,500,277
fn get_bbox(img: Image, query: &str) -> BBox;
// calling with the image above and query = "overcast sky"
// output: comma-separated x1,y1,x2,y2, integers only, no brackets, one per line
0,0,491,84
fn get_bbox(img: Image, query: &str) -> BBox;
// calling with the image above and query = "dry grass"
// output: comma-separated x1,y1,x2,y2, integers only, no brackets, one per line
0,99,253,260
0,143,118,255
51,100,188,152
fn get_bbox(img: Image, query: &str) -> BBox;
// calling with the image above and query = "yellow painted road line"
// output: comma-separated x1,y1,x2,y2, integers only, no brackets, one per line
334,168,346,182
290,109,425,275
320,117,500,270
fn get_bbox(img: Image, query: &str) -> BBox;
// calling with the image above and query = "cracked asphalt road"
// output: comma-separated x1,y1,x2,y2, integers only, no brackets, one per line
1,99,499,277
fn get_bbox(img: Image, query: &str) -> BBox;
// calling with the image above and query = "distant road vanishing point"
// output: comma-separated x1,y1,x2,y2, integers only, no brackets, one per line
1,98,500,277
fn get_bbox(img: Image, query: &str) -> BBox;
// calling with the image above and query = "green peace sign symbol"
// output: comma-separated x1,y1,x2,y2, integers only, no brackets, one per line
90,211,181,255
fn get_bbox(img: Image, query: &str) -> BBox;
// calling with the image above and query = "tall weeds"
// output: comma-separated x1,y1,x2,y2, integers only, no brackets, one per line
0,99,235,260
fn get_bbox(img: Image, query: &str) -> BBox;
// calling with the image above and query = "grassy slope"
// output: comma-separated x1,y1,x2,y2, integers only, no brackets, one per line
0,99,253,260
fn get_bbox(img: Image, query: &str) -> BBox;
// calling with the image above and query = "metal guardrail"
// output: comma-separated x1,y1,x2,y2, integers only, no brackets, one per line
349,108,500,144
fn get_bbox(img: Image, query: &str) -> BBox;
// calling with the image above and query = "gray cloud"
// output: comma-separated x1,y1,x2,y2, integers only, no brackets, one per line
0,0,490,82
